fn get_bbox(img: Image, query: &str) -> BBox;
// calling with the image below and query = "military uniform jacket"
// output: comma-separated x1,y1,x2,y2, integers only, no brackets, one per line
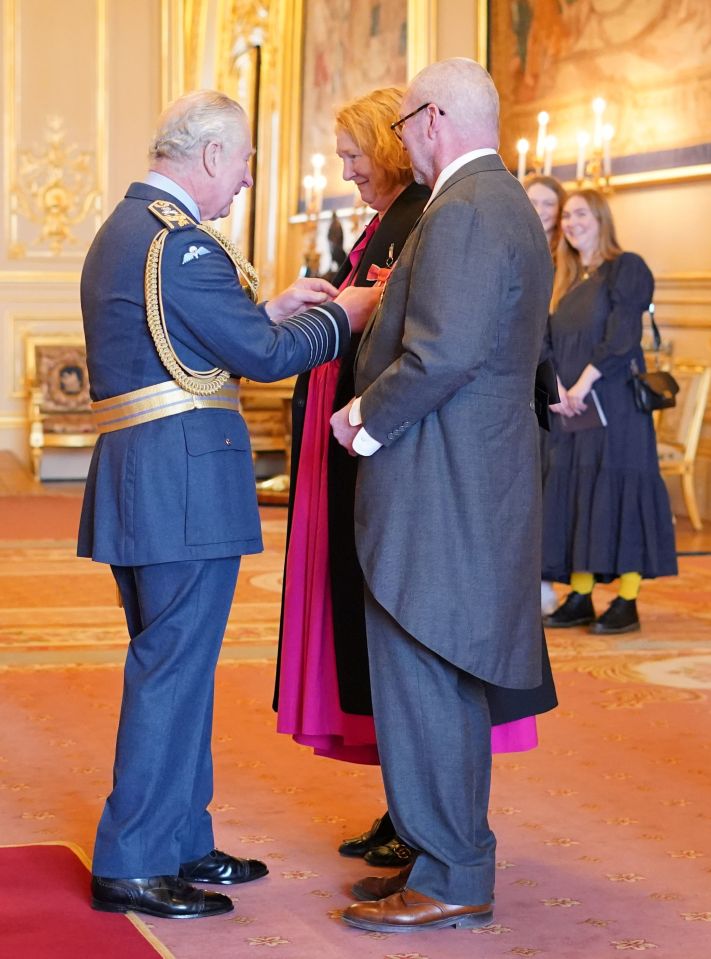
78,183,350,566
354,155,554,689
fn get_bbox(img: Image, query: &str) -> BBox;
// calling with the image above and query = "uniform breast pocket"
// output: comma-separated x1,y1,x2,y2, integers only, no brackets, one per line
182,410,261,546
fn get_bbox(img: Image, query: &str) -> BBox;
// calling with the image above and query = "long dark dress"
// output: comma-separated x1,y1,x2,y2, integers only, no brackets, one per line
541,252,677,583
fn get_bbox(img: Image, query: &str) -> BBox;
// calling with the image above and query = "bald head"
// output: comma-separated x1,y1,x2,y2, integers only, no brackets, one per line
407,58,499,147
398,59,499,185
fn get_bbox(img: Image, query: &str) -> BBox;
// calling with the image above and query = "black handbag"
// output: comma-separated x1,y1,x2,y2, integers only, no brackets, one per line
630,305,679,413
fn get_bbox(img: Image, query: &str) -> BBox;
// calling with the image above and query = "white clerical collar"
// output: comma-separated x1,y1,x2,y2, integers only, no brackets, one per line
144,171,201,222
424,148,498,210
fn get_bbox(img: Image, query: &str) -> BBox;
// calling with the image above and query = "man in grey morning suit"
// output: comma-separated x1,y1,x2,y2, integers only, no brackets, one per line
331,59,553,932
78,91,376,920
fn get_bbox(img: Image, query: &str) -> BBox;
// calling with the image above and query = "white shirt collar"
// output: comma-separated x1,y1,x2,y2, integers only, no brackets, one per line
424,148,498,210
144,171,201,222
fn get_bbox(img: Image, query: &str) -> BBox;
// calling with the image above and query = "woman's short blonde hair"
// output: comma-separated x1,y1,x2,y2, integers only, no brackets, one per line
552,188,623,311
335,87,413,193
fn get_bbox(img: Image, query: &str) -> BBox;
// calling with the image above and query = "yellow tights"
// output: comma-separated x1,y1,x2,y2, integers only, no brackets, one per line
571,571,641,600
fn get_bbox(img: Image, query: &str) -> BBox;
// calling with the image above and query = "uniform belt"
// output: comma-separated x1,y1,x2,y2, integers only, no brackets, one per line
91,379,240,434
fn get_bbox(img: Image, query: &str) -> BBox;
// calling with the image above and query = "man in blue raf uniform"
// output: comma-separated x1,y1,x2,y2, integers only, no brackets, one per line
78,90,377,920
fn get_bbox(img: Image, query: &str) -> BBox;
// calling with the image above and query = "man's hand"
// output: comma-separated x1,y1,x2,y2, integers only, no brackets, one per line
265,278,339,323
334,285,381,333
330,399,359,456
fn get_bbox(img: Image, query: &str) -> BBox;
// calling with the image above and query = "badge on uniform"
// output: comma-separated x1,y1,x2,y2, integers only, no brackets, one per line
181,245,211,265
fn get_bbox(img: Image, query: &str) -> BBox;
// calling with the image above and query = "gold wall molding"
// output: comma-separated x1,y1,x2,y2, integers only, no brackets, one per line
475,0,487,65
407,0,437,77
0,271,81,284
3,0,108,262
656,317,711,330
654,273,711,317
11,116,101,258
160,0,187,105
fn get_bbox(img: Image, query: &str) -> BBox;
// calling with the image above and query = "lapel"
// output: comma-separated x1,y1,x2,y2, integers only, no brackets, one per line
352,183,430,357
355,156,508,362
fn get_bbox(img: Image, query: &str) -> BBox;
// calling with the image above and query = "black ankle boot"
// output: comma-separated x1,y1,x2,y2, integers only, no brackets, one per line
589,597,640,634
338,811,395,857
543,591,595,628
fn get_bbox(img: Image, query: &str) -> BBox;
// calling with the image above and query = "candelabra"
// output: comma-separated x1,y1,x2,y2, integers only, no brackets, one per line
301,153,326,275
516,98,615,191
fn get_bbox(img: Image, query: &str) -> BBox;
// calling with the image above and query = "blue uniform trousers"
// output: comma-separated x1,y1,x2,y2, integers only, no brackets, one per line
364,586,496,905
92,556,240,877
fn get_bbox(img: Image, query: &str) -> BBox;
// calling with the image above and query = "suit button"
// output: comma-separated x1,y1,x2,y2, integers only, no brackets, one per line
225,437,232,446
529,401,535,411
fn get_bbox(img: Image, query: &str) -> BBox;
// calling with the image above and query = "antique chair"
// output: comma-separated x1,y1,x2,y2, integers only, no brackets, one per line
656,361,711,531
240,377,296,504
25,334,97,479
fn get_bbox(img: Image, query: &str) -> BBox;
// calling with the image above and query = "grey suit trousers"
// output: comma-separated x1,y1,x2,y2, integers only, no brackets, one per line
364,586,496,904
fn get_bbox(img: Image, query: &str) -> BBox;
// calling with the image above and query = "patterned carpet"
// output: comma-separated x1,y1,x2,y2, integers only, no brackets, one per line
0,495,710,958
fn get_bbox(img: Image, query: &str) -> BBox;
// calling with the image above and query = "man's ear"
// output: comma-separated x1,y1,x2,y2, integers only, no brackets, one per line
203,140,221,177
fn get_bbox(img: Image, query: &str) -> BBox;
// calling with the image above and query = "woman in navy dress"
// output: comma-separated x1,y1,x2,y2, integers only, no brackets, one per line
542,189,677,634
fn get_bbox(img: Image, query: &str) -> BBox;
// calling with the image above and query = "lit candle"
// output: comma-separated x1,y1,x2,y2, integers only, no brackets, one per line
576,131,589,183
543,135,557,176
602,124,614,176
536,111,549,165
516,138,529,182
592,98,606,149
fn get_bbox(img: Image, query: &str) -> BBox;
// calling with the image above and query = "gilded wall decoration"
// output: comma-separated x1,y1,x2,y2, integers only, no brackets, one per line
487,0,711,184
10,116,100,258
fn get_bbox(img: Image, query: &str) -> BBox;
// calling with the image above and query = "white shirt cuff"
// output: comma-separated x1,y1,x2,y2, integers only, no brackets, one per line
348,397,382,456
353,427,382,456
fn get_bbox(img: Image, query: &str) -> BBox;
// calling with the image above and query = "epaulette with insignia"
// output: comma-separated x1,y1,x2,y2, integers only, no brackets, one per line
148,199,196,230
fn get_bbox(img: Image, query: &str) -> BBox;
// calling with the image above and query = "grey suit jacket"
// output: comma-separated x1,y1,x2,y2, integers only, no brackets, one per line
354,154,553,689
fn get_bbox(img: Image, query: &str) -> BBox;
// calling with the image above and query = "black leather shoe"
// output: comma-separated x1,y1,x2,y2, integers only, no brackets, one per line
338,812,395,858
589,597,640,634
91,875,233,919
364,836,415,867
179,849,268,885
543,591,595,628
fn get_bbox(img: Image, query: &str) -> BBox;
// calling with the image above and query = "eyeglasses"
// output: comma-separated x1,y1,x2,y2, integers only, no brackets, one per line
390,103,446,141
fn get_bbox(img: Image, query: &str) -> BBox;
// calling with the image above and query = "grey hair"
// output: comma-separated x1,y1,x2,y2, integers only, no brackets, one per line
409,58,499,143
148,90,247,162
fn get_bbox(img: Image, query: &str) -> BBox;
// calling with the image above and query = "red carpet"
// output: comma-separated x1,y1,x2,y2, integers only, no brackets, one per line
0,843,172,959
1,492,710,957
0,494,83,540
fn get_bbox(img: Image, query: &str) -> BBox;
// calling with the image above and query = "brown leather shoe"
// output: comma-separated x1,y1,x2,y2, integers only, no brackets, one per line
351,863,414,901
342,887,493,932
